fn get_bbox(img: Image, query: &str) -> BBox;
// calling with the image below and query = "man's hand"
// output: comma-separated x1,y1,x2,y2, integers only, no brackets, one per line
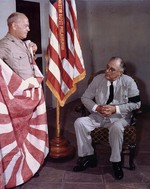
25,40,38,57
29,42,37,53
96,105,116,116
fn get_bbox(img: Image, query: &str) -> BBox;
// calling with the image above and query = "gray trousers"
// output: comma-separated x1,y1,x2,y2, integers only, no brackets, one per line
74,116,128,162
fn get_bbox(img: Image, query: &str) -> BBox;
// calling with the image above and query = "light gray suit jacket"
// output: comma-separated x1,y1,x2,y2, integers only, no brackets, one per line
81,73,141,124
0,33,34,80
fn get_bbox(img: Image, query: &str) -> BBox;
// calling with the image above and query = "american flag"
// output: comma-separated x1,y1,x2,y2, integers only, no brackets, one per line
46,0,86,107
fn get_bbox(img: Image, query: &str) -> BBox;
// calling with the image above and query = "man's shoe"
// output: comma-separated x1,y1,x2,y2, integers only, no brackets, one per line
112,162,124,180
73,155,97,172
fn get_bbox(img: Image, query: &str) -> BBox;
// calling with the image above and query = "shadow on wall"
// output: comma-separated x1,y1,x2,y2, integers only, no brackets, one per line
124,62,148,108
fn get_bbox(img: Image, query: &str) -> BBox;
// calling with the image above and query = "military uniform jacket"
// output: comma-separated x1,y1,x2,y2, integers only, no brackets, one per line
0,33,34,80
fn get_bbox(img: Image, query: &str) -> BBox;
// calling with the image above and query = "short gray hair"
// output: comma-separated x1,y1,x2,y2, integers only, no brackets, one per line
109,56,125,72
7,12,27,26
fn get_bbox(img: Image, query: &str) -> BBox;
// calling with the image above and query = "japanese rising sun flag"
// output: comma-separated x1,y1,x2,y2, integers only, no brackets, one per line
0,59,49,188
46,0,86,107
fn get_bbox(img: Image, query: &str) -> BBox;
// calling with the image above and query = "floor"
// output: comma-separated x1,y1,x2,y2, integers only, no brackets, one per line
13,99,150,189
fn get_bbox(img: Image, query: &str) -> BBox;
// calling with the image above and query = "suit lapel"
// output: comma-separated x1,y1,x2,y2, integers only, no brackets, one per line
100,78,108,104
113,76,124,99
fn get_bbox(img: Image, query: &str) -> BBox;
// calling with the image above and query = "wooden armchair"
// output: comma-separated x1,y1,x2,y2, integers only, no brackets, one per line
75,70,141,170
90,109,141,170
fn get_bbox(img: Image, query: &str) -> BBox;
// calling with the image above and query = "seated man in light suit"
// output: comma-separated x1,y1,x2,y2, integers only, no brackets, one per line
73,57,141,180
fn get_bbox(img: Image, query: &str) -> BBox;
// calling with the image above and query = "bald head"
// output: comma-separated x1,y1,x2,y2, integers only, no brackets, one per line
7,12,30,40
7,12,27,26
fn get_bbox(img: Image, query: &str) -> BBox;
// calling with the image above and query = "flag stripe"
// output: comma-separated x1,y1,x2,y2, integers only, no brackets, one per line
46,0,86,106
47,70,65,98
0,59,49,188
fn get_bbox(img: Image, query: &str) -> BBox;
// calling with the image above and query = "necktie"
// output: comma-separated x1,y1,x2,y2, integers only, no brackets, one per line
106,81,114,104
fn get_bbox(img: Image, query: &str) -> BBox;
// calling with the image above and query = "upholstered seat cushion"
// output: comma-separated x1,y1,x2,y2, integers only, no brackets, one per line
91,126,136,145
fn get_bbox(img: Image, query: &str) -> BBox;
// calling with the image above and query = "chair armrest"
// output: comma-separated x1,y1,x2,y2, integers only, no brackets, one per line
131,108,142,126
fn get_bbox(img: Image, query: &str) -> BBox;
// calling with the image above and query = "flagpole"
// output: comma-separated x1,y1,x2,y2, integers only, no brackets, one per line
48,0,85,159
56,99,60,138
49,99,75,159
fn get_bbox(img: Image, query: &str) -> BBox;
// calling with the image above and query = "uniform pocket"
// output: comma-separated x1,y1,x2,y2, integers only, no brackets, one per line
13,52,27,61
12,52,28,69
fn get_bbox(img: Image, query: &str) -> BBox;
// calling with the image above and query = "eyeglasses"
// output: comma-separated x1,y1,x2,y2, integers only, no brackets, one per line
106,66,120,72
